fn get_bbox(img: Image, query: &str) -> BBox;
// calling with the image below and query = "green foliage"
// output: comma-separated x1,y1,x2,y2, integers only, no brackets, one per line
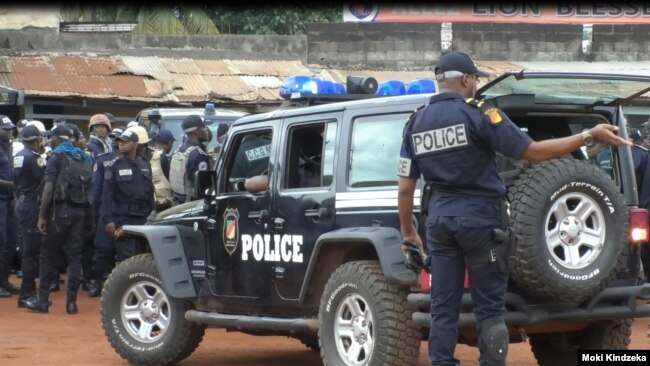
208,5,341,35
134,6,186,35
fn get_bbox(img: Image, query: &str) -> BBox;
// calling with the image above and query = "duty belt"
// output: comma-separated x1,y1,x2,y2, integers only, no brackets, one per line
114,202,149,215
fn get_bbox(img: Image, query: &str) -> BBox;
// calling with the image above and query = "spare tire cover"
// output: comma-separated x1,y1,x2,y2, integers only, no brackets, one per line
507,158,627,303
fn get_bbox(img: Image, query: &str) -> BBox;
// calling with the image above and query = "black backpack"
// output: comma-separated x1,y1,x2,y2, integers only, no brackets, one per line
54,153,93,205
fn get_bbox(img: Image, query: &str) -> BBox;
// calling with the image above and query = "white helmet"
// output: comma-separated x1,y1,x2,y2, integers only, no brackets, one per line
126,121,139,128
125,125,151,144
26,120,46,133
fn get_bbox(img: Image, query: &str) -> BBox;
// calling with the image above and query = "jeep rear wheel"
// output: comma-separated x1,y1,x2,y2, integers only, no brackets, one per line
530,319,632,366
101,254,205,366
508,159,627,303
318,261,419,366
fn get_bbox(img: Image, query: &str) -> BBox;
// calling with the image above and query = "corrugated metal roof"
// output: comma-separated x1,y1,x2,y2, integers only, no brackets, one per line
2,54,647,106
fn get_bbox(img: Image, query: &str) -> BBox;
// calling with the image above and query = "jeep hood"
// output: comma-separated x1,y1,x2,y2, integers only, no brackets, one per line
150,200,205,222
477,72,650,106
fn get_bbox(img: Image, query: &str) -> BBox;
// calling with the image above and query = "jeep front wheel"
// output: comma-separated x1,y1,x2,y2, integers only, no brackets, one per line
318,261,420,366
100,254,205,366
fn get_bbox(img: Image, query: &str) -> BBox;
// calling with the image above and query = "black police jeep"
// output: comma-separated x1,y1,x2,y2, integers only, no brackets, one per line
135,103,248,153
101,72,650,366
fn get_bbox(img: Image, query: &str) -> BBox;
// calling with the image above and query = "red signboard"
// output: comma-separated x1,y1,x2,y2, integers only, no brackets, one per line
343,3,650,24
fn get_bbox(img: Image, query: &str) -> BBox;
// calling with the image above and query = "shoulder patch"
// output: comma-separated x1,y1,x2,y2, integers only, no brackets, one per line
105,156,119,167
13,156,24,168
485,108,503,125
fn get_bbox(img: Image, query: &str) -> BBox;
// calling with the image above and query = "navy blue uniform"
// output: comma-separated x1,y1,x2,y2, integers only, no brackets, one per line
627,145,650,283
39,152,91,295
13,146,45,297
86,136,112,158
90,151,117,280
101,156,154,261
399,92,532,366
0,142,17,283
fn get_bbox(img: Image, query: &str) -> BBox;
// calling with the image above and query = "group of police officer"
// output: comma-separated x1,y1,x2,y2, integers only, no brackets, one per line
0,112,213,315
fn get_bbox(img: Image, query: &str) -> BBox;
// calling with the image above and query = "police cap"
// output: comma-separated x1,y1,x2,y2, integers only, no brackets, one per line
0,115,15,130
51,124,73,139
181,115,205,133
117,129,139,143
67,124,83,140
629,128,642,141
435,51,490,80
110,127,124,138
154,128,176,143
53,116,67,125
104,112,116,122
20,124,42,142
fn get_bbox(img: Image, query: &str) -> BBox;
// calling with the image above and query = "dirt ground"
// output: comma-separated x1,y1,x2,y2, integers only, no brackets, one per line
0,275,648,366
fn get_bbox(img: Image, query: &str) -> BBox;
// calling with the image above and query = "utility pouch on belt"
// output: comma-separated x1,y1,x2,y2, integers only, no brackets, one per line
491,200,516,274
402,240,430,274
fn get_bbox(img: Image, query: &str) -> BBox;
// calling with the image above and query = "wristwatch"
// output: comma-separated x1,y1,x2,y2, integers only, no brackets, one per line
582,130,594,147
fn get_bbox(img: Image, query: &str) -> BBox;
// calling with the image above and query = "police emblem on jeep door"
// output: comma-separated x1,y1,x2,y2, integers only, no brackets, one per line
223,208,240,255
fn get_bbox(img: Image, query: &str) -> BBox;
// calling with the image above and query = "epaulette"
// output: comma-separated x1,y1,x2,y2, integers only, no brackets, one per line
402,105,425,138
104,156,119,167
466,98,503,125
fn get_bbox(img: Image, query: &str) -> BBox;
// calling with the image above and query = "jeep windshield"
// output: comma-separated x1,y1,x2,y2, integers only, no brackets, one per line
477,72,650,105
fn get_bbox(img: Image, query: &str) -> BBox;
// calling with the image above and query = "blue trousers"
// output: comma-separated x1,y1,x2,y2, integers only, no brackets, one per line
15,195,41,294
92,215,114,280
0,198,17,279
427,214,508,366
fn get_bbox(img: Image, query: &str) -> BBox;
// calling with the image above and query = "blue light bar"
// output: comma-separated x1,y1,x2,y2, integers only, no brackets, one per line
375,80,406,96
205,102,216,114
319,79,335,94
406,79,436,94
279,75,319,99
332,82,346,94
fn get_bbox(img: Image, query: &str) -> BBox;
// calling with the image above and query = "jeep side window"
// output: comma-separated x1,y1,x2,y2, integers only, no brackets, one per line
349,113,410,187
284,121,336,189
223,130,273,193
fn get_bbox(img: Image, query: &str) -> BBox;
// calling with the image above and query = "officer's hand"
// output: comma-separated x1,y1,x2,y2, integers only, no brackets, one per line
105,222,116,238
401,234,424,256
590,124,632,147
37,217,47,234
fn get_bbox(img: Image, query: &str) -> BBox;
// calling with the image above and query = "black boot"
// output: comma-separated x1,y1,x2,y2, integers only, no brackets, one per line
0,287,11,298
25,291,50,313
66,291,78,315
0,274,19,295
88,280,103,297
17,291,36,308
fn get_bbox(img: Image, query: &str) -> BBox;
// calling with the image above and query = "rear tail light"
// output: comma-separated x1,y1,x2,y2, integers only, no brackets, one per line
629,208,649,244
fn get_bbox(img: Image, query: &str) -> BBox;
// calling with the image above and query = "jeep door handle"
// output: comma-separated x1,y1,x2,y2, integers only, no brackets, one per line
248,209,269,220
305,207,328,218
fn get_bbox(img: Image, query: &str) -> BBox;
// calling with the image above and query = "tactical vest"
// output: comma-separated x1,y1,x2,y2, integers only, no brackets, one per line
169,145,200,198
150,149,172,206
54,153,93,205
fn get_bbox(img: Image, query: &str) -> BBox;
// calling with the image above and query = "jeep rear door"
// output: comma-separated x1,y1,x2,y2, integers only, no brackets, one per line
270,112,341,301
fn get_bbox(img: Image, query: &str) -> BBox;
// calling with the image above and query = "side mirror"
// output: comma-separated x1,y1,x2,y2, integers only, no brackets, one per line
194,170,217,198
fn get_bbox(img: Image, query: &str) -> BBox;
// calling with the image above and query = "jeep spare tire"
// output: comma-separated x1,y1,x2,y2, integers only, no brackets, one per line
508,158,627,303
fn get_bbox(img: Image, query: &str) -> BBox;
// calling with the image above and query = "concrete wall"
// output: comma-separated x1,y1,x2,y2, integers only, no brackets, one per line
0,29,307,61
0,6,59,30
307,23,650,67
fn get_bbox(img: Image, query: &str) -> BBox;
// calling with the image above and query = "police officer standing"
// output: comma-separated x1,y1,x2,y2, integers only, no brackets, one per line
87,127,123,297
0,116,18,297
153,128,174,180
169,115,210,204
397,51,630,366
14,125,46,307
101,129,154,262
86,114,113,158
26,125,93,314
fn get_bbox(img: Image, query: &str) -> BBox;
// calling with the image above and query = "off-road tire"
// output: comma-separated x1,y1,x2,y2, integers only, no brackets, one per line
101,254,205,366
318,261,419,366
530,318,632,366
508,158,627,303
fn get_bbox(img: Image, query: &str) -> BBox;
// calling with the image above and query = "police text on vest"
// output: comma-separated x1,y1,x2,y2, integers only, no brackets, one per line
241,234,303,263
412,124,468,155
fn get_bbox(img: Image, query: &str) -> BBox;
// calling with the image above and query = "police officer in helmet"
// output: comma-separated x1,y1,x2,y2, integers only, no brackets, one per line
86,114,113,158
169,115,211,204
14,125,46,307
27,124,93,314
397,51,630,366
100,128,154,262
